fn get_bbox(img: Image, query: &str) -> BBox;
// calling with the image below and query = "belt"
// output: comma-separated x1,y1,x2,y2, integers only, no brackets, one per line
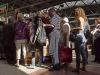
57,29,60,31
54,29,60,31
53,29,60,31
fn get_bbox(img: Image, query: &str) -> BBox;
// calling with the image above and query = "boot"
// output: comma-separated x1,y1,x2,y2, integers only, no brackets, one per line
27,57,35,69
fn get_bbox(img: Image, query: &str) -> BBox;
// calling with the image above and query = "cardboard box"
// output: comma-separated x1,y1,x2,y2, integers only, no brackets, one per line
43,39,50,56
43,38,51,63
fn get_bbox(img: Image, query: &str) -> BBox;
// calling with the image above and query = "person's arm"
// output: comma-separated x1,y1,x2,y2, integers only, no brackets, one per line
72,17,84,30
43,23,54,28
43,15,60,28
95,28,100,32
95,24,100,32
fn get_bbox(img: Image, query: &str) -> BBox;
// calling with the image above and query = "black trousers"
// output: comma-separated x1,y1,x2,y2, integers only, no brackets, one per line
95,37,100,62
5,45,16,64
0,46,5,54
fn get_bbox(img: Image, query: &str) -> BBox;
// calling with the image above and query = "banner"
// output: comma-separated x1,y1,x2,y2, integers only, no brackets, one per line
0,3,8,14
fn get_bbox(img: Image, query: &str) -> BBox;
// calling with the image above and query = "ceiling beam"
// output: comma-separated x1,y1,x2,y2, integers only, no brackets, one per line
57,4,100,14
18,0,30,6
19,0,52,9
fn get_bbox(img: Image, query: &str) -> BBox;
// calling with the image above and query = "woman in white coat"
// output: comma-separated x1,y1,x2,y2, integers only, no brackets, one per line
60,17,71,66
60,17,70,48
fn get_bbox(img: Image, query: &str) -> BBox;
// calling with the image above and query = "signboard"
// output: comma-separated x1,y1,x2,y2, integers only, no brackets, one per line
0,3,8,14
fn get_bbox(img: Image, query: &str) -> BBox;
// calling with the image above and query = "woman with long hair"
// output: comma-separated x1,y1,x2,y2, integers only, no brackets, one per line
72,7,89,72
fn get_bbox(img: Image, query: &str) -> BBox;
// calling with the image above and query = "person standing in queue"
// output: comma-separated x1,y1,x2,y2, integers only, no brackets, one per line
3,16,16,64
72,7,87,72
43,8,61,71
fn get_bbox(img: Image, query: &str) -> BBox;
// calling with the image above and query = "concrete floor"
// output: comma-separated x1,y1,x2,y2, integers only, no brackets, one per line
0,50,100,75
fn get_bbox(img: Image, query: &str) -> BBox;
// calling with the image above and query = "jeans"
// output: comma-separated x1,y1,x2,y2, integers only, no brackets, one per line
75,34,86,68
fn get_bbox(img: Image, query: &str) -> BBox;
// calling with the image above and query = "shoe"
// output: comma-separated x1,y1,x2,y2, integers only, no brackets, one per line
15,64,19,67
92,60,96,62
24,64,28,66
49,67,59,71
15,65,19,67
36,63,41,67
36,61,41,67
61,63,70,67
80,67,86,71
27,66,35,69
97,61,100,64
72,68,80,73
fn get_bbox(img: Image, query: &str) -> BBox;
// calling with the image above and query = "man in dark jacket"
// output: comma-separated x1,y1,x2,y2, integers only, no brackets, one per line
3,16,16,64
0,21,5,59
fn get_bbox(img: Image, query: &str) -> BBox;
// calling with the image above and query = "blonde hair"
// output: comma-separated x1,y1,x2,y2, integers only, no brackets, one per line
17,13,24,21
75,7,87,22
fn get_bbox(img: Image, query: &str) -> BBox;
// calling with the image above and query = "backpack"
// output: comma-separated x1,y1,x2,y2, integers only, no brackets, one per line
84,22,90,39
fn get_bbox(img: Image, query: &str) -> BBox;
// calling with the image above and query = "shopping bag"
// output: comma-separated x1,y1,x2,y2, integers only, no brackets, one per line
60,46,72,63
37,19,46,46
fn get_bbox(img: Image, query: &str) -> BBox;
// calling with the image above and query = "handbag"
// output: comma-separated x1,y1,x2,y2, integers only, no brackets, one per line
33,18,46,48
69,32,75,42
60,46,72,63
37,25,46,46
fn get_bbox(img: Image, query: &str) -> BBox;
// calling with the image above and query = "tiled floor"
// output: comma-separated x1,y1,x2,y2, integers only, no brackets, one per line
1,50,100,75
30,63,100,75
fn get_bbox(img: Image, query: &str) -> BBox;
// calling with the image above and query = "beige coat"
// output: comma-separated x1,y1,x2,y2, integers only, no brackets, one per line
60,23,70,48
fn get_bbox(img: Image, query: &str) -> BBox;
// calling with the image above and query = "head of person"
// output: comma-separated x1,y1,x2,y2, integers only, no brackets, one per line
8,16,14,23
0,21,5,26
26,17,33,23
48,8,56,17
28,19,32,23
0,21,4,31
94,18,100,25
75,7,87,22
27,18,33,27
62,17,69,24
17,13,24,21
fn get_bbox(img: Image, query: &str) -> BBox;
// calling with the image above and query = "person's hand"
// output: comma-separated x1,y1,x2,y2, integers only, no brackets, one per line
43,24,46,27
32,42,34,45
70,29,74,32
95,28,98,31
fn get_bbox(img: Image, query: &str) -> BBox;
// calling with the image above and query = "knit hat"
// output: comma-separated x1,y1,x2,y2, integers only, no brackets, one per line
63,17,69,22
